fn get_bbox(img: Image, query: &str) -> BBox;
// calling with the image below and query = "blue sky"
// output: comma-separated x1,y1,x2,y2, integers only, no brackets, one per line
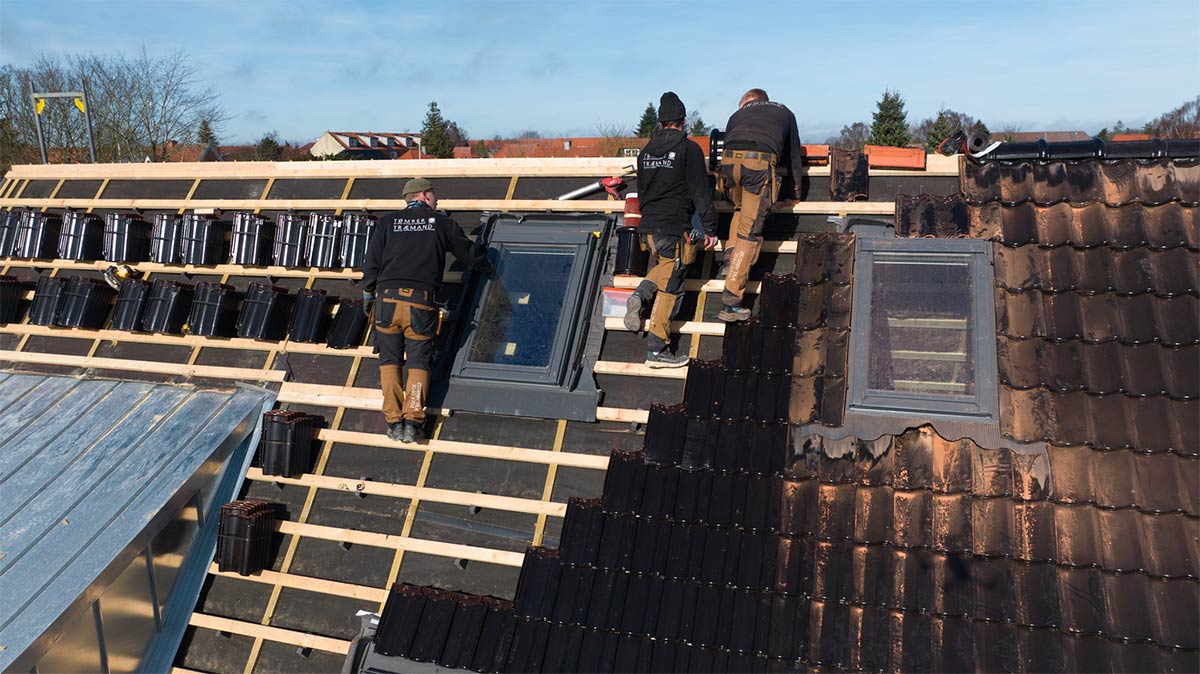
2,0,1197,144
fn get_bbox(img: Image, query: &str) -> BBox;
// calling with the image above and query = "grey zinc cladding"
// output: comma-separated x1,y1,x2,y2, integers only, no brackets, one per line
0,372,271,672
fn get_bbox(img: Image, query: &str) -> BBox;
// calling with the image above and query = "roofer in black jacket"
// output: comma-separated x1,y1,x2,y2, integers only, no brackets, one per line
625,92,718,367
362,177,491,443
717,88,804,322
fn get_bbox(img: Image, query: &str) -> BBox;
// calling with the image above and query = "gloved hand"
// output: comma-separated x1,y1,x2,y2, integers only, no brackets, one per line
361,291,374,317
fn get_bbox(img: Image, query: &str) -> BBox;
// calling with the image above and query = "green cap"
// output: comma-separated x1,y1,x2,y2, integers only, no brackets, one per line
403,177,434,196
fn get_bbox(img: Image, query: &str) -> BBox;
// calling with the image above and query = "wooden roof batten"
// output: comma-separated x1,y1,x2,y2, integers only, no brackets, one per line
1,154,958,181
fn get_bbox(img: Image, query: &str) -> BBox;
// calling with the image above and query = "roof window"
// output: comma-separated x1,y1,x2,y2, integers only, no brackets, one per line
847,237,998,421
441,214,611,420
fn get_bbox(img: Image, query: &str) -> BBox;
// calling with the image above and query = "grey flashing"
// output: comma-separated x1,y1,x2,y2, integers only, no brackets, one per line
0,372,273,673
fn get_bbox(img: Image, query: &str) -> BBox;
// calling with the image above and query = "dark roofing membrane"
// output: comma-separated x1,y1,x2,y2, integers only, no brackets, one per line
362,152,1199,672
0,372,270,670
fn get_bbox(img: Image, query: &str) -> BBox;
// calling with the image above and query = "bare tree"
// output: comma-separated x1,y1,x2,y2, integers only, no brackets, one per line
1142,95,1199,138
126,49,225,161
826,122,869,150
0,50,225,168
595,122,631,157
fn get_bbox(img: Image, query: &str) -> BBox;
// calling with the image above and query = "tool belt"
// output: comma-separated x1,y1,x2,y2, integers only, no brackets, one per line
724,149,777,163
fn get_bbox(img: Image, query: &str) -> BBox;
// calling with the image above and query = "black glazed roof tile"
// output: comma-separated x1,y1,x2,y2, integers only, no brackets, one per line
995,288,1199,345
1001,387,1198,454
978,202,1199,249
997,338,1199,399
961,157,1200,207
993,245,1199,296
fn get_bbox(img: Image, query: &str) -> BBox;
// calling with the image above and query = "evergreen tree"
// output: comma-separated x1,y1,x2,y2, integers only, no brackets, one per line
196,119,218,147
253,132,281,161
687,111,710,136
868,89,911,147
635,103,657,137
471,140,490,158
971,119,989,135
923,111,958,153
420,101,454,158
1096,128,1112,142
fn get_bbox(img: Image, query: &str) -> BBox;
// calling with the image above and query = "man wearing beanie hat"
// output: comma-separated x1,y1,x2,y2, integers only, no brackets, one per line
625,91,718,367
716,88,804,322
362,177,492,443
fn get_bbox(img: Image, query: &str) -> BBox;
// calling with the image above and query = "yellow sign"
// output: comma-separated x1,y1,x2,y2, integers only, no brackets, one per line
34,98,45,115
73,97,86,114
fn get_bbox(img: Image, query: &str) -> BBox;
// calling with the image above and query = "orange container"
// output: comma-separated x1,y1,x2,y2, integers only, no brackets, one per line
863,145,927,170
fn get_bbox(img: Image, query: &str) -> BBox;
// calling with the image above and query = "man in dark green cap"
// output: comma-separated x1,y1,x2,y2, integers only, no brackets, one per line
362,177,491,443
625,91,717,367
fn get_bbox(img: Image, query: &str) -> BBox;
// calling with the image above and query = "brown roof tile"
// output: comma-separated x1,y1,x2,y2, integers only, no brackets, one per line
788,233,855,427
994,245,1199,296
962,157,1200,206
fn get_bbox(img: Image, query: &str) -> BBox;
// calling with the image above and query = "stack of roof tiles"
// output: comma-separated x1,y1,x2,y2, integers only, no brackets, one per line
372,150,1198,672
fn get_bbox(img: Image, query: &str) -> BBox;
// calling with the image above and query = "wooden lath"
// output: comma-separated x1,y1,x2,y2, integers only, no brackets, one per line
0,196,898,216
1,153,959,181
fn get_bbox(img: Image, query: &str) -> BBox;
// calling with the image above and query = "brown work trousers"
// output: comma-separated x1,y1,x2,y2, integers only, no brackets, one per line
718,151,778,307
640,232,698,351
373,288,438,424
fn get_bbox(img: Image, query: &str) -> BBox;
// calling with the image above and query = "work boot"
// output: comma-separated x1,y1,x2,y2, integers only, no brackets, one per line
623,291,645,332
646,349,690,368
718,305,752,322
400,421,421,444
386,421,405,442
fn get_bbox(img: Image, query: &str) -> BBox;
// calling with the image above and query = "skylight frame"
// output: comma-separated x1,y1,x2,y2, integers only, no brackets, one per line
847,236,999,422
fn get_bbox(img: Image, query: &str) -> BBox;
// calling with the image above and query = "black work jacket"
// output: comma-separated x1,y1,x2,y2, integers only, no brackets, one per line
722,100,804,198
636,128,717,237
362,203,483,294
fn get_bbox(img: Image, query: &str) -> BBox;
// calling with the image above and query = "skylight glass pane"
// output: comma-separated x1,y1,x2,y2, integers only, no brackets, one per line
467,246,575,368
867,251,975,396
